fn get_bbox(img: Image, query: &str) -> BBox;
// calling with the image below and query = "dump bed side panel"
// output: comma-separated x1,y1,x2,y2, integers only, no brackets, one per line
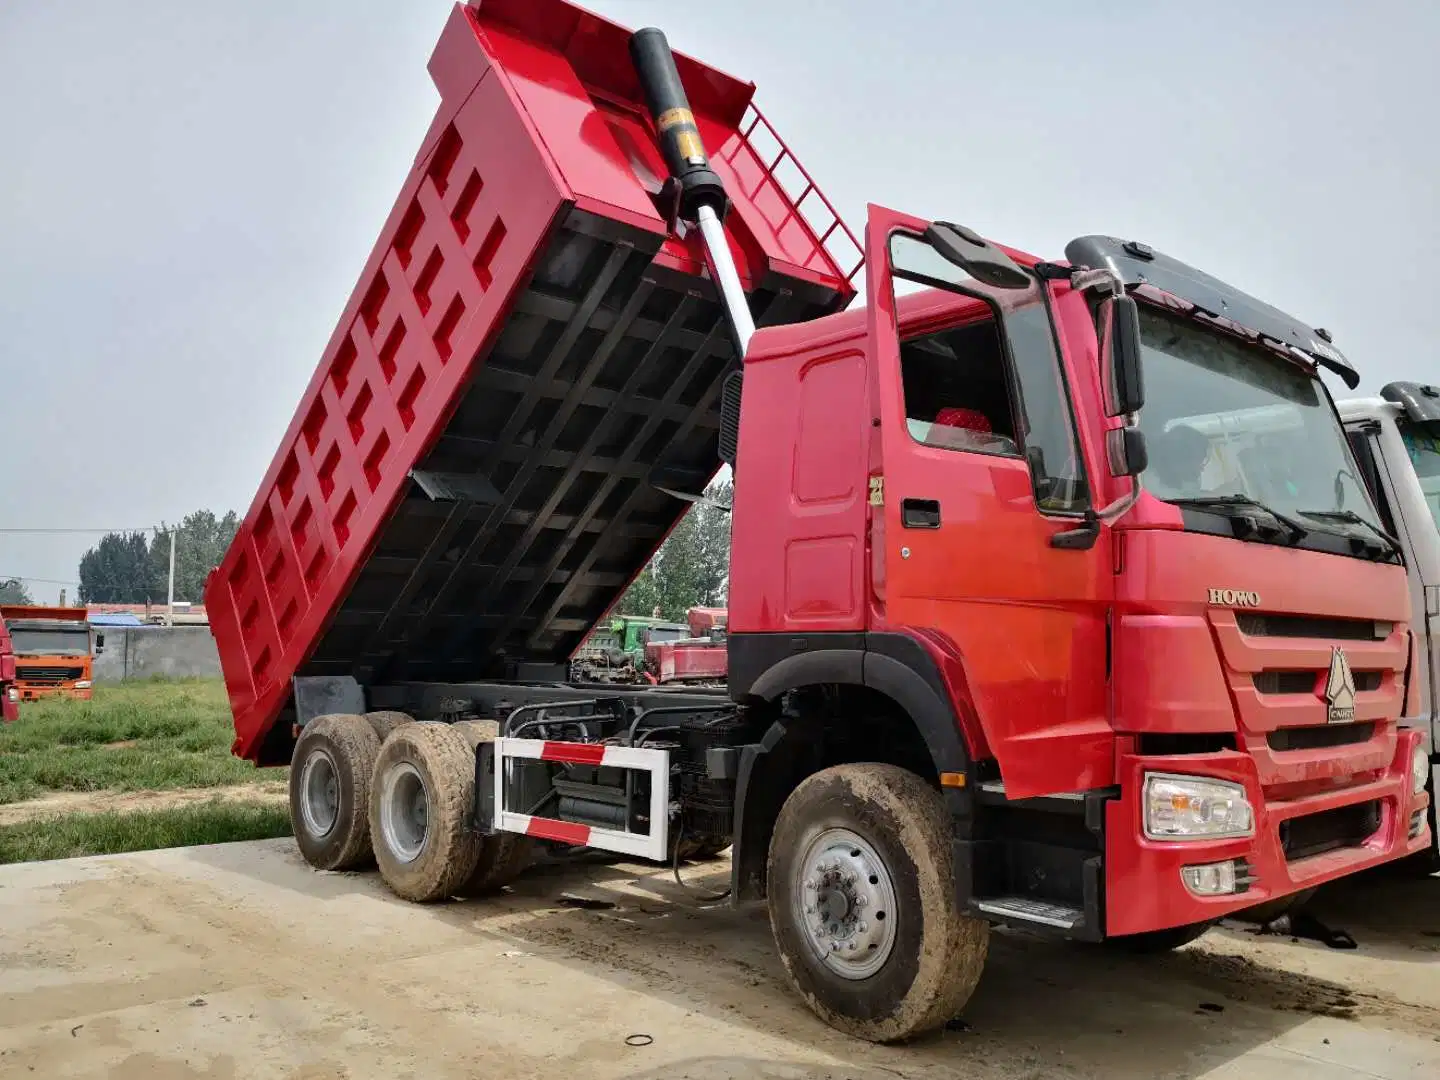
209,0,858,763
210,7,582,757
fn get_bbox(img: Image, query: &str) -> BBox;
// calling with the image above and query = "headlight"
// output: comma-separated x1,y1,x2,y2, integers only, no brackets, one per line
74,680,92,690
1144,773,1254,840
1412,745,1431,797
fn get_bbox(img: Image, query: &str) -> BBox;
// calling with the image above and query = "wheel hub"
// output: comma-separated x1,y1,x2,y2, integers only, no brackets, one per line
792,827,898,980
299,749,340,839
380,761,430,864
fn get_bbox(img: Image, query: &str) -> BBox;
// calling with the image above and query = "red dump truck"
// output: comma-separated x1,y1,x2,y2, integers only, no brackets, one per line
209,0,1431,1042
646,606,727,684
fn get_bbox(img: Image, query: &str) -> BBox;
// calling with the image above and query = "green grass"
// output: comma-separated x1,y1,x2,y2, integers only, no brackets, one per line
0,801,293,864
0,678,284,805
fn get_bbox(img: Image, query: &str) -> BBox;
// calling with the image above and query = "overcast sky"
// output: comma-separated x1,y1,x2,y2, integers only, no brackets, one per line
1,1,1436,602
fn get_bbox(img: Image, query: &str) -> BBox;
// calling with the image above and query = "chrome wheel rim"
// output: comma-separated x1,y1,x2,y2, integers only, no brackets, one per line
299,748,340,839
380,761,429,863
791,827,898,979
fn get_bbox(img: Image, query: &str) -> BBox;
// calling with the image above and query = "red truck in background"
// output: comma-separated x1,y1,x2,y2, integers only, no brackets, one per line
207,0,1430,1042
0,619,18,722
0,605,97,703
645,606,727,684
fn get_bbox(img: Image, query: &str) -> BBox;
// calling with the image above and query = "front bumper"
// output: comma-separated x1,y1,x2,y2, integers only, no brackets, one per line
1105,728,1430,937
17,685,93,702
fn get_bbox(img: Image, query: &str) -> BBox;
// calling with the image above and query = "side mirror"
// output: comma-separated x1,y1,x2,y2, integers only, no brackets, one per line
1106,427,1148,478
1100,294,1145,417
95,633,105,653
924,222,1031,291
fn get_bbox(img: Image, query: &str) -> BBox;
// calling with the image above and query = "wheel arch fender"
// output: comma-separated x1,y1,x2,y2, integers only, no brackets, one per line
727,633,977,903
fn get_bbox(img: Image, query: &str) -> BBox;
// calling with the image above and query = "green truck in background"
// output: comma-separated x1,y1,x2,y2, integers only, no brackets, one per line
571,614,689,681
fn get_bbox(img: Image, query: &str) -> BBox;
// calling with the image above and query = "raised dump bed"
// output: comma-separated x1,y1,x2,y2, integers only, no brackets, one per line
207,0,859,764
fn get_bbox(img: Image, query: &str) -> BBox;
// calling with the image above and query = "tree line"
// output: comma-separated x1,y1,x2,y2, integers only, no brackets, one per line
0,579,34,605
31,484,731,619
614,480,732,621
76,510,240,605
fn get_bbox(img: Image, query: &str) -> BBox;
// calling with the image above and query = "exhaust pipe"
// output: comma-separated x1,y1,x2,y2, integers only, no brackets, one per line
629,28,756,356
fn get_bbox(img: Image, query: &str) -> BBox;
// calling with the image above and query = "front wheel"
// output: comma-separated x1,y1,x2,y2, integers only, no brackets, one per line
767,763,989,1043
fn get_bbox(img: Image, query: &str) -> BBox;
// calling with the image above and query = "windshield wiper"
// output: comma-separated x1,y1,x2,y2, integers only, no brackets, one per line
1168,495,1308,544
1295,508,1400,555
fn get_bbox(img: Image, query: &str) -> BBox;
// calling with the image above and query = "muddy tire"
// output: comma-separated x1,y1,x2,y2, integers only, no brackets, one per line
767,763,989,1043
449,719,534,896
369,722,482,903
461,834,535,896
365,710,414,741
289,713,380,872
1106,922,1212,953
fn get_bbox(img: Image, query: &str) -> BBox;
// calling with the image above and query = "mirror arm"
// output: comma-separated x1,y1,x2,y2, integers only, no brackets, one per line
1070,266,1125,297
1095,475,1143,523
1049,476,1142,550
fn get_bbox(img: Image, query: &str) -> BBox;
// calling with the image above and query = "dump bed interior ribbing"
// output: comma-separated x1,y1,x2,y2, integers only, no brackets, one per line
208,0,859,763
320,213,835,685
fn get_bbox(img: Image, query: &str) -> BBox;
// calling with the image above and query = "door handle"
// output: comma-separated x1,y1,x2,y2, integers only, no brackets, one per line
901,498,941,529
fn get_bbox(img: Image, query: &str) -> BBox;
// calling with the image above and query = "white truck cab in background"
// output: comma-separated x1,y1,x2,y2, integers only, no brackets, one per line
1339,382,1440,872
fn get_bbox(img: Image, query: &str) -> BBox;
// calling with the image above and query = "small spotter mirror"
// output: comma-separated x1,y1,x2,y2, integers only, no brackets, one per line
924,222,1031,290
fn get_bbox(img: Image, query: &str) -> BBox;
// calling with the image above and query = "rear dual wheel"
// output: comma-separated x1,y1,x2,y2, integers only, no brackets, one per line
369,720,532,902
290,713,380,871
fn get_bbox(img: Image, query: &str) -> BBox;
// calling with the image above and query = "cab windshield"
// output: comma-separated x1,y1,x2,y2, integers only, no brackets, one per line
1398,420,1440,533
1135,306,1380,532
9,628,91,656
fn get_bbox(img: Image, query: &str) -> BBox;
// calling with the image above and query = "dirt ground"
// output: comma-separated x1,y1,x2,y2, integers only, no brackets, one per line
0,783,288,827
0,840,1437,1080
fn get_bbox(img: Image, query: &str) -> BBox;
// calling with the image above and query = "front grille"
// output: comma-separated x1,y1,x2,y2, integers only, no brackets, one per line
1254,670,1316,694
1236,614,1389,641
1267,722,1375,752
19,665,84,686
1280,800,1381,861
1254,670,1382,694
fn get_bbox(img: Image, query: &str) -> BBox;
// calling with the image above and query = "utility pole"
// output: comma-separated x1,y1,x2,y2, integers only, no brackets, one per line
166,526,177,628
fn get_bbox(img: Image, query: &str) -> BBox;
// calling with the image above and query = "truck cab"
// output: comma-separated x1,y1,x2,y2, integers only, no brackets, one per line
1338,382,1440,867
0,606,97,702
726,213,1429,949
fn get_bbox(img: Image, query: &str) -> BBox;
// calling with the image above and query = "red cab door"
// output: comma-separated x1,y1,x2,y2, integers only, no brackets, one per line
865,204,1113,798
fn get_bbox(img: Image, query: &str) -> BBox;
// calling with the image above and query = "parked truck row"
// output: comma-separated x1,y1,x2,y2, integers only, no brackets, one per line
207,0,1432,1043
570,606,727,684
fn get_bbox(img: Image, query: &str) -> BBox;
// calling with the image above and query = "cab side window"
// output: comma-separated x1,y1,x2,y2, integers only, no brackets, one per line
898,300,1090,514
1347,427,1398,535
900,317,1019,458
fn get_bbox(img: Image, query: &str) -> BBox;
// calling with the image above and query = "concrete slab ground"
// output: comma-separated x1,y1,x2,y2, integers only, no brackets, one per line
1,839,1437,1079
